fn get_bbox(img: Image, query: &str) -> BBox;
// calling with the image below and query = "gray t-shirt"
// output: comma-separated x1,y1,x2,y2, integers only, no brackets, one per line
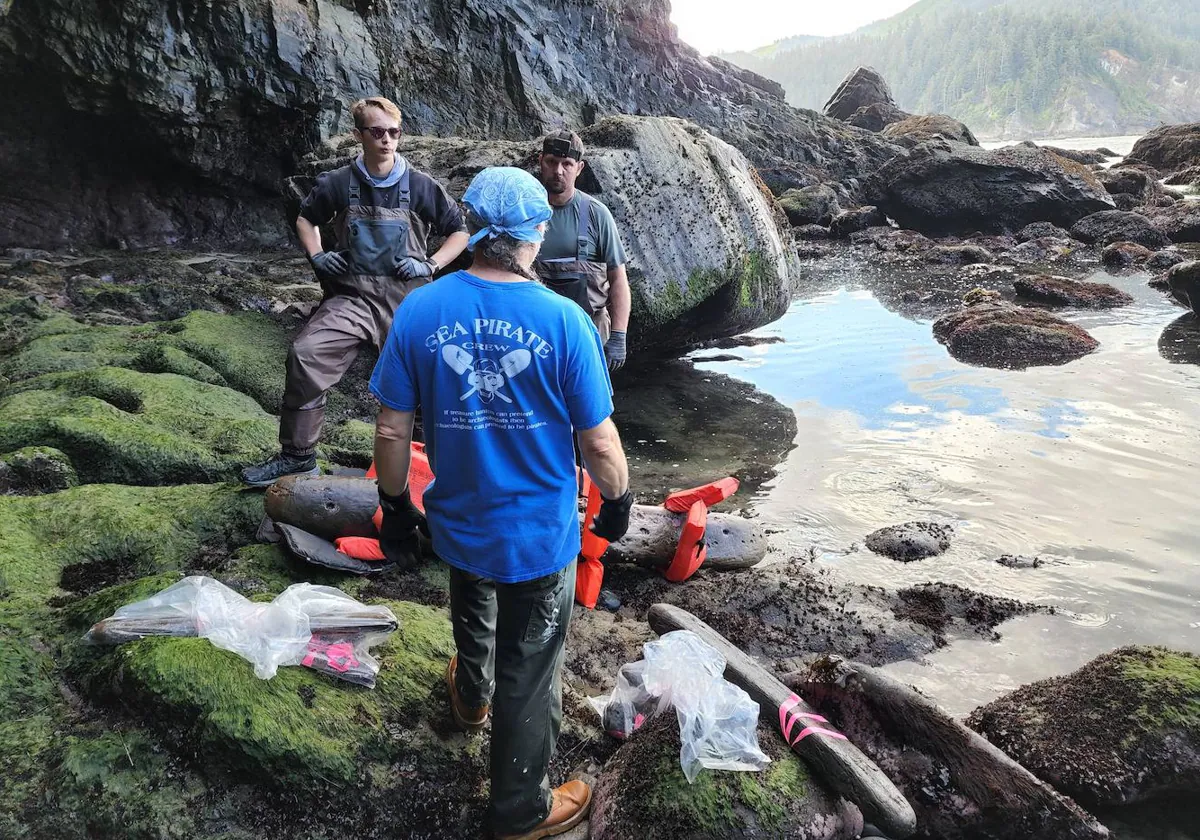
539,191,627,268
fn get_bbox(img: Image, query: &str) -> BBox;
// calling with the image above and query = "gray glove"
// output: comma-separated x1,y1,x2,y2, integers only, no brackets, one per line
309,250,348,280
395,256,436,281
604,331,627,371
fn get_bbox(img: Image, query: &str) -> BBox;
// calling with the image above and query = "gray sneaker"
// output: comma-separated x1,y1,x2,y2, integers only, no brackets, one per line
241,452,319,487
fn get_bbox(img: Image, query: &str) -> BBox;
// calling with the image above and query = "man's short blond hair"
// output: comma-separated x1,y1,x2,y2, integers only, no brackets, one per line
351,97,403,129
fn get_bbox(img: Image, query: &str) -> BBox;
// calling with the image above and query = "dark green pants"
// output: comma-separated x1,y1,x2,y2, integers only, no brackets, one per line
449,561,576,835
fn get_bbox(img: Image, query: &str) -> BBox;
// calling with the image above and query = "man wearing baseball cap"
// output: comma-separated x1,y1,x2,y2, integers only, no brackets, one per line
534,130,633,371
369,166,634,839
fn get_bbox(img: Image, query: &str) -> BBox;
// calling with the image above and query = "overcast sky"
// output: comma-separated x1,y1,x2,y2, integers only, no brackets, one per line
670,0,922,54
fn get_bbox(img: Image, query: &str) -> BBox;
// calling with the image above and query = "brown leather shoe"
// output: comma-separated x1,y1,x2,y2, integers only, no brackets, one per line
497,780,592,840
446,655,488,732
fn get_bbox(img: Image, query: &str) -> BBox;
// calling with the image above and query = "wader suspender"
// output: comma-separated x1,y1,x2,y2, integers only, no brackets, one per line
575,193,591,261
348,169,411,213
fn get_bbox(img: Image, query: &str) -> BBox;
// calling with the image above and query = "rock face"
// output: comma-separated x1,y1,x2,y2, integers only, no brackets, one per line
0,0,902,249
1013,275,1134,308
865,522,954,561
882,114,980,147
293,116,800,349
968,646,1200,807
824,66,897,121
871,142,1115,236
933,302,1099,368
1070,211,1171,249
1125,123,1200,178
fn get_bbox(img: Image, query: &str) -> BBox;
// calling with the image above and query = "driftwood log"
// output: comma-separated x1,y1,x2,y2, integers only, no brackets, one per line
647,603,918,838
793,658,1110,840
265,475,765,571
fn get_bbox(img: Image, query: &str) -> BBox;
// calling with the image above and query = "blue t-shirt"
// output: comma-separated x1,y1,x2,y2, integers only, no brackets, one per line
369,270,614,583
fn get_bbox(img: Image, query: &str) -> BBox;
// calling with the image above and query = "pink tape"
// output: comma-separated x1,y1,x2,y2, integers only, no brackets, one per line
779,693,846,745
791,725,848,745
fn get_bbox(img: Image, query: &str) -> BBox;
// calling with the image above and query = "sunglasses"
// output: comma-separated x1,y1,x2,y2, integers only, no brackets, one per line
543,138,581,160
358,126,401,140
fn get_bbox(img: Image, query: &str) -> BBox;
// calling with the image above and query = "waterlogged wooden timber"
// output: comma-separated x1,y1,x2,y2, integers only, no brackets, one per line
85,608,399,645
792,657,1110,840
266,475,766,571
647,603,918,839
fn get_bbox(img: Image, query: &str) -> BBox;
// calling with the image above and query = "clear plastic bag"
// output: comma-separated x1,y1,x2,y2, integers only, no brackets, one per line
591,630,771,782
84,576,398,687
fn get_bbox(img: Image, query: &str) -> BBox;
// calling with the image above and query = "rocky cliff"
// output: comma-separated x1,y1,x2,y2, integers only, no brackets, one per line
0,0,899,250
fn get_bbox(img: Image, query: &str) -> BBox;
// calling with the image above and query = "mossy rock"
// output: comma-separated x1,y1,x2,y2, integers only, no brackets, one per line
2,310,291,413
77,593,457,787
0,366,278,484
0,482,263,605
0,445,77,494
968,645,1200,806
590,715,861,840
320,419,375,468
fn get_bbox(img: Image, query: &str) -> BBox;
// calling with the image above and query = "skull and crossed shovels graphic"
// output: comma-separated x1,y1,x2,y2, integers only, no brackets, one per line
441,345,532,404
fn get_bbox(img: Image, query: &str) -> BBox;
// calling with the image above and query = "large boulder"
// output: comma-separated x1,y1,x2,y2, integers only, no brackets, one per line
1097,167,1158,203
1069,211,1171,249
824,66,897,122
933,301,1099,368
1145,202,1200,243
882,114,980,147
968,646,1200,807
1124,123,1200,179
871,142,1115,236
1165,260,1200,314
778,184,841,227
0,0,903,249
1100,242,1154,269
847,101,911,132
1013,275,1134,308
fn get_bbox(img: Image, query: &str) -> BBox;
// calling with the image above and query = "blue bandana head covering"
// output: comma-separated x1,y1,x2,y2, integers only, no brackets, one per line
462,167,552,250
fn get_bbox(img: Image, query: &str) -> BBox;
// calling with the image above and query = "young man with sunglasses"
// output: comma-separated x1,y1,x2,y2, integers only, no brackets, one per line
244,96,469,486
534,130,632,372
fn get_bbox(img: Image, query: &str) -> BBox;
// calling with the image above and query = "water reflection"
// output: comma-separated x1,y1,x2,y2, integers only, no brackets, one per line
1159,314,1200,365
686,267,1199,719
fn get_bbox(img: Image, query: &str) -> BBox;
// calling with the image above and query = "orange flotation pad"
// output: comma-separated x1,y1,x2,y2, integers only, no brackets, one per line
575,473,608,609
663,499,708,583
335,536,387,562
663,477,739,513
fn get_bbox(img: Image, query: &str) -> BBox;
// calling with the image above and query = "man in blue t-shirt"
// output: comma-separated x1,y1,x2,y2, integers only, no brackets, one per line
368,167,633,840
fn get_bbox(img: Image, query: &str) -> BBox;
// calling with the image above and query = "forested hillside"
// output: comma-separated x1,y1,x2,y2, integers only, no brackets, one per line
721,0,1200,139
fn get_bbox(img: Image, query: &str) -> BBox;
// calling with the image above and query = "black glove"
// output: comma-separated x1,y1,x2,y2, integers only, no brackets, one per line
378,486,428,569
309,250,349,281
395,256,436,281
590,489,634,542
604,331,627,371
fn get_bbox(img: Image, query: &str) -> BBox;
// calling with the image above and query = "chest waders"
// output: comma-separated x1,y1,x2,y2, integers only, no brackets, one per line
280,168,428,457
533,194,611,342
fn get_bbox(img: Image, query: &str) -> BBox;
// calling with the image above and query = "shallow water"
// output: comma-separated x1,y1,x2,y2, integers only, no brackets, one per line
681,263,1198,719
981,134,1142,157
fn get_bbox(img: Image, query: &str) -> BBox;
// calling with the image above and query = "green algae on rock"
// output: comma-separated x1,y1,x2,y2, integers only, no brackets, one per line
967,645,1200,806
589,715,861,840
77,598,455,785
0,367,278,485
0,445,77,494
0,483,263,602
